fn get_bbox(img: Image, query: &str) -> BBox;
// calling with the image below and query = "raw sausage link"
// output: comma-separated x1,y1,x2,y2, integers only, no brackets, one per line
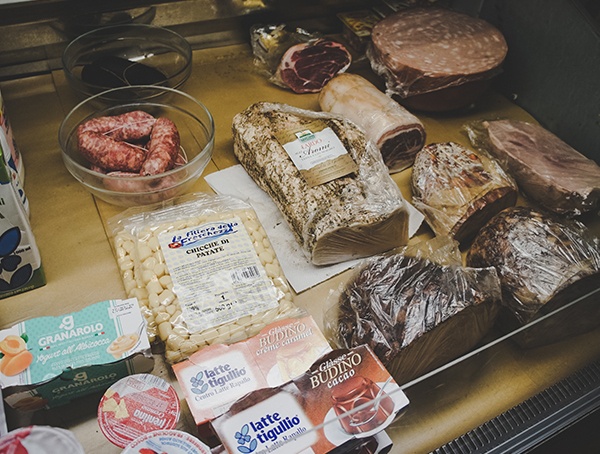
78,131,146,172
78,110,156,142
140,117,181,175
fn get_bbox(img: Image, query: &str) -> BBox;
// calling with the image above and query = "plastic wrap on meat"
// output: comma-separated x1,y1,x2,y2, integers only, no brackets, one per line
467,206,600,347
319,73,425,173
328,243,501,384
466,119,600,216
232,102,410,266
250,25,351,94
275,38,352,93
411,142,518,245
367,7,507,111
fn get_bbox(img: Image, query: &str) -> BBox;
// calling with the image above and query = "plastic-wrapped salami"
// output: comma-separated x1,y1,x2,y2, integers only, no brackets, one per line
250,24,351,93
466,206,600,347
411,142,518,245
367,7,507,111
324,236,501,384
232,102,410,266
109,192,300,363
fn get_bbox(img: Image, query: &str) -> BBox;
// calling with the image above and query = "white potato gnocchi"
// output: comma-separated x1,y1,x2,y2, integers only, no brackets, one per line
109,193,299,363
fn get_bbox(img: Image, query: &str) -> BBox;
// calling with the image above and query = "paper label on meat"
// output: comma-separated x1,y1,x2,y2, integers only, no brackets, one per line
276,120,358,187
158,216,279,333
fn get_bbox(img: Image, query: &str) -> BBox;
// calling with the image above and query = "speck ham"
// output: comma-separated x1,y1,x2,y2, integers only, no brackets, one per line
466,206,600,347
411,142,518,245
467,119,600,216
232,102,410,266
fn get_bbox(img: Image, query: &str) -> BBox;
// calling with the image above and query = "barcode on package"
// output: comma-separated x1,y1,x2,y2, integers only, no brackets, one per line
231,265,260,282
141,374,171,391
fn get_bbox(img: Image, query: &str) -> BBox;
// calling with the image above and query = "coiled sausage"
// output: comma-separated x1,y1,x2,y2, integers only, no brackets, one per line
78,110,156,142
78,131,146,173
140,117,181,175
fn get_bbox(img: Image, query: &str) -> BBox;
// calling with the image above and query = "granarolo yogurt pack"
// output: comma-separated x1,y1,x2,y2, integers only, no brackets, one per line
0,298,153,412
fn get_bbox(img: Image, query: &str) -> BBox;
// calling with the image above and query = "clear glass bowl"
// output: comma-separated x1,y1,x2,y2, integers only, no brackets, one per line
58,85,214,207
62,24,192,100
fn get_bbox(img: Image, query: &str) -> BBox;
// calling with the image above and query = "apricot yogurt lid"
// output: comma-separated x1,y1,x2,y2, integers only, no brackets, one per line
98,373,181,448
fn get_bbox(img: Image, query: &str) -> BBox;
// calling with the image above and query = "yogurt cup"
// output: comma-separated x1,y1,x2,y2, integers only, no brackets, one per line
98,373,181,448
122,429,211,453
0,425,85,453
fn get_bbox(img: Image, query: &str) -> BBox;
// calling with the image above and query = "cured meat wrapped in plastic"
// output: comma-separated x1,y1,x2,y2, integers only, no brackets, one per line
367,7,507,111
325,236,501,384
251,24,351,93
466,206,600,347
465,119,600,216
319,73,426,173
232,102,410,265
411,142,518,245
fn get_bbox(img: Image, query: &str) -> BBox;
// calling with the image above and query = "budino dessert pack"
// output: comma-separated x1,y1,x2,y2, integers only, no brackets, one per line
211,344,409,454
173,312,332,442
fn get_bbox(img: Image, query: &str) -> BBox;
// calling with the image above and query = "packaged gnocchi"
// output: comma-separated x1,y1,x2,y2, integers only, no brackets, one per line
108,192,300,363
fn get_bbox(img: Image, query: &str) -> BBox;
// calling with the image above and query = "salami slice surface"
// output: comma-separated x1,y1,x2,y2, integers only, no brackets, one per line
368,8,507,99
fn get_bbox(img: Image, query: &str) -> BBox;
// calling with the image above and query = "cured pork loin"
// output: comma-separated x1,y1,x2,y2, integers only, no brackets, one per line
319,73,426,173
467,206,600,347
232,102,410,266
330,246,501,384
466,119,600,216
367,7,507,111
411,142,518,245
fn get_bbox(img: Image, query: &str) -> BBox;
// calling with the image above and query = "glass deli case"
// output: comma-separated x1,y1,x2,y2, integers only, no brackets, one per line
0,1,598,452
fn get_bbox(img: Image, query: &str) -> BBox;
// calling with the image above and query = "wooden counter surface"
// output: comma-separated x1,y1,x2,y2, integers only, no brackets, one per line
1,43,598,453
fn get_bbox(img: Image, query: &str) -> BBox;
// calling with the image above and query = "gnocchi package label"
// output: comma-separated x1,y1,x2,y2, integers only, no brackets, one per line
172,313,331,429
158,216,279,333
109,193,300,364
0,298,154,410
